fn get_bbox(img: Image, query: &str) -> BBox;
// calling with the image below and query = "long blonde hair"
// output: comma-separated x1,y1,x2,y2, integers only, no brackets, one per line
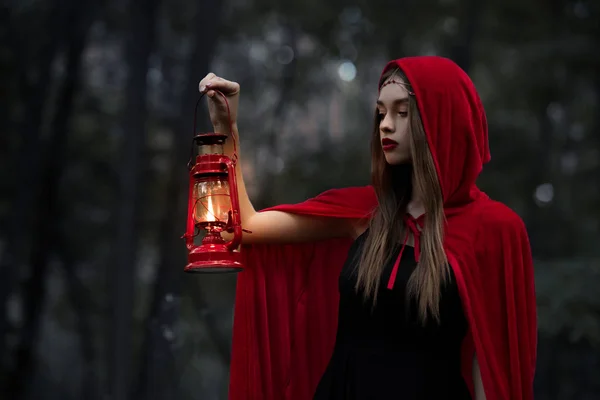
355,68,450,324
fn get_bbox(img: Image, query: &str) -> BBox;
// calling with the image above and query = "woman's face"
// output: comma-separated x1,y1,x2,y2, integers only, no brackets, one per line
376,77,412,165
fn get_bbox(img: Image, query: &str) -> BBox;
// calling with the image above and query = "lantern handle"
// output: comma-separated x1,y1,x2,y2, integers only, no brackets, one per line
190,90,239,170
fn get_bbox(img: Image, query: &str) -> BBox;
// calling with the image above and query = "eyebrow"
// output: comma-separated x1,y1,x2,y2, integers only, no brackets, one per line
376,97,409,107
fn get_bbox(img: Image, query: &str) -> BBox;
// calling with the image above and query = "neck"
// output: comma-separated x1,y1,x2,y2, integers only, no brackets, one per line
407,171,425,218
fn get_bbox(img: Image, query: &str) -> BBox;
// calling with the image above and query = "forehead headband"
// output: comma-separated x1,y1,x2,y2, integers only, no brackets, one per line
380,79,415,96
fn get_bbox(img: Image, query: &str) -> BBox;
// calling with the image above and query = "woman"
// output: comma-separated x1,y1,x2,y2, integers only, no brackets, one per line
199,56,536,400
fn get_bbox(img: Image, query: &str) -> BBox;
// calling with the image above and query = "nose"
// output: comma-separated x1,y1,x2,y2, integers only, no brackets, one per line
380,113,395,134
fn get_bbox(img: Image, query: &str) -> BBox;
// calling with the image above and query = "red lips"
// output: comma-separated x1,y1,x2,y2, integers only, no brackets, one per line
382,138,398,152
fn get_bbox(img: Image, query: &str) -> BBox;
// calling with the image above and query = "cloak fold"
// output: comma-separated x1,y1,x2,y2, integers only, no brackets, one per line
229,187,375,400
230,239,351,400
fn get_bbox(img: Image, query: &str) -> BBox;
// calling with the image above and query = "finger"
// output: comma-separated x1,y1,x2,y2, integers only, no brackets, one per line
209,92,230,108
206,90,227,105
199,72,217,92
205,80,240,95
200,76,228,93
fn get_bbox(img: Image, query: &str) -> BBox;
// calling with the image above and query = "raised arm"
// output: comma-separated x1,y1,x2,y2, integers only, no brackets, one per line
199,74,363,244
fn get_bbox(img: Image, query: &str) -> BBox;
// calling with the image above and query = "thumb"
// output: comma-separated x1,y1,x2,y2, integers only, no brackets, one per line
206,90,225,104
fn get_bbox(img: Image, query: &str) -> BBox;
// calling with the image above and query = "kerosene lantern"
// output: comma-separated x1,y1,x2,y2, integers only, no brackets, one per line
183,94,243,273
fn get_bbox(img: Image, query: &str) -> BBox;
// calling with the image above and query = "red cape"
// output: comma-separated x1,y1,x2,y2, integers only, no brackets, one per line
229,57,537,400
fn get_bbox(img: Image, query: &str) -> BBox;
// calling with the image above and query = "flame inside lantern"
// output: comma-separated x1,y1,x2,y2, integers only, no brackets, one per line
193,178,231,226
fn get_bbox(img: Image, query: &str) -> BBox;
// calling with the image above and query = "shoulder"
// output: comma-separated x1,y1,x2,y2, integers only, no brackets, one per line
469,199,531,259
474,198,527,235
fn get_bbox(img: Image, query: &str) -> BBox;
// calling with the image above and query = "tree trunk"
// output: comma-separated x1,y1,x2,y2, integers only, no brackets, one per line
448,0,481,73
3,1,93,398
134,1,225,398
256,20,299,208
55,231,98,400
523,0,564,257
185,279,231,362
0,3,67,371
108,0,159,398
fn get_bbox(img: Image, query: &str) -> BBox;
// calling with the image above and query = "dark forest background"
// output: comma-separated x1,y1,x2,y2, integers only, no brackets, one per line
0,0,599,399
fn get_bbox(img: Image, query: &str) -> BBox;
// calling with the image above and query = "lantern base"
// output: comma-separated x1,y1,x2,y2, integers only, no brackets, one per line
184,261,242,274
185,244,243,274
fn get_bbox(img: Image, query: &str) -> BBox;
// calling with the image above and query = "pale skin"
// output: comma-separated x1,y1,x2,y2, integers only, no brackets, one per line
198,73,486,399
376,79,425,220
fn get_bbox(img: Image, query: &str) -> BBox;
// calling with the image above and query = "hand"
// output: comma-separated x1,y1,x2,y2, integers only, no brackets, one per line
199,73,240,133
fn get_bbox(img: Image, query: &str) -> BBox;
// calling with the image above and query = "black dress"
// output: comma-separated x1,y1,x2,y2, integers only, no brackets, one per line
313,230,471,400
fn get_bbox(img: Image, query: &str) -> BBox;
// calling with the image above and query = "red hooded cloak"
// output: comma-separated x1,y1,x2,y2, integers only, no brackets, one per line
228,56,537,400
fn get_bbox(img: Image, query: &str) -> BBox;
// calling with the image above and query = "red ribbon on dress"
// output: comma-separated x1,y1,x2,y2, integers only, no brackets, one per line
386,214,425,290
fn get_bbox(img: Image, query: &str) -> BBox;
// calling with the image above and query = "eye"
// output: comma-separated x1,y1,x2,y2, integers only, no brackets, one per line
398,111,408,117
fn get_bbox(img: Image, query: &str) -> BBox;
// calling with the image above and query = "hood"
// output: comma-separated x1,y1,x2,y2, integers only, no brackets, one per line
381,56,490,208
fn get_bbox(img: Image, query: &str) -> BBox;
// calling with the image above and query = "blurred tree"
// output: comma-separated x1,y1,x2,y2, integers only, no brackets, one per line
54,233,97,400
0,2,70,373
1,1,97,398
446,0,481,72
133,0,226,398
108,0,159,398
255,18,299,208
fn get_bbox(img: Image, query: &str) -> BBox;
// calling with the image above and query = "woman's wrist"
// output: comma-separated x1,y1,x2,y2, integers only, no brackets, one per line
213,122,238,134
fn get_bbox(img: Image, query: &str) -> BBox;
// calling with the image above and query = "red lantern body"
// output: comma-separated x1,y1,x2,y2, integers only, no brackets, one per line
183,132,243,273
